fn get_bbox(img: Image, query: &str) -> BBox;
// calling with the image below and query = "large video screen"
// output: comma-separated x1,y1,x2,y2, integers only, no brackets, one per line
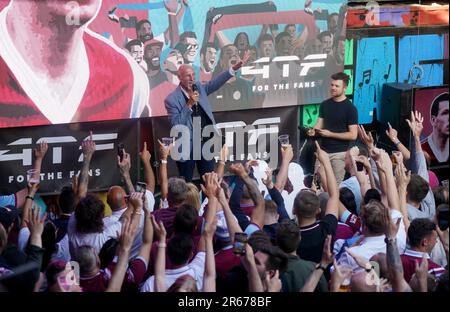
0,0,346,127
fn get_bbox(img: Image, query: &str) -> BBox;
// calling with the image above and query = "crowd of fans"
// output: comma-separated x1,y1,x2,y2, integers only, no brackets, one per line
0,110,448,293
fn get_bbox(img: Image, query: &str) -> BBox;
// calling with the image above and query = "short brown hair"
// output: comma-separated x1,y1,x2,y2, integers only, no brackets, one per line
293,190,320,218
360,200,386,235
331,72,350,87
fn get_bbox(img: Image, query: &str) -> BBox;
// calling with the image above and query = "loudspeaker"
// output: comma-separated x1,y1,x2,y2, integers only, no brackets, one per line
379,83,415,151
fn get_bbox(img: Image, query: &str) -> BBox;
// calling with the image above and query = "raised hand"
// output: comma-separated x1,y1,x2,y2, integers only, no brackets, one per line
157,139,171,160
118,150,131,176
358,125,374,150
82,131,96,159
232,49,251,71
118,217,137,252
281,144,294,163
386,123,399,143
139,141,151,164
314,141,330,165
229,162,248,177
151,215,167,241
244,159,259,173
27,182,39,197
375,149,393,174
128,192,144,211
320,235,335,267
406,110,424,138
201,172,219,198
395,163,411,190
34,142,48,160
164,0,178,13
261,167,274,189
220,144,229,162
28,206,47,238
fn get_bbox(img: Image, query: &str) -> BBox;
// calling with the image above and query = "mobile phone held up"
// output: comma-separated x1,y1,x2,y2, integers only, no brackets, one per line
233,232,248,255
117,143,125,162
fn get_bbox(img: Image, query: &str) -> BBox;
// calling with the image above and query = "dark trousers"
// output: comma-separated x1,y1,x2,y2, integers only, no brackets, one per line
176,158,215,182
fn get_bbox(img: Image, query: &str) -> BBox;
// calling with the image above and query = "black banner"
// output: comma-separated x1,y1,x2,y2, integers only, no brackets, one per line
0,120,139,194
151,106,299,179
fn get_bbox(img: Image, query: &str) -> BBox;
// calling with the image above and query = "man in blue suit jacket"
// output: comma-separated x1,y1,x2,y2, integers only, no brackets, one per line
165,51,249,181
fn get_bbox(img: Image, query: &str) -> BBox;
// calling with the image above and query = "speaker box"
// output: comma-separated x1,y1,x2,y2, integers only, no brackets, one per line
379,83,415,151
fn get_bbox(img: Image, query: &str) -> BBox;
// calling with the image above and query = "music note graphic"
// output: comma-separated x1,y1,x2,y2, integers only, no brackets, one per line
383,64,392,80
358,69,372,88
305,108,313,125
312,104,318,115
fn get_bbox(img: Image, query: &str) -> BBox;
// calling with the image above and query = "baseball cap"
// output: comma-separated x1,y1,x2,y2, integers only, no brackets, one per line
0,205,19,230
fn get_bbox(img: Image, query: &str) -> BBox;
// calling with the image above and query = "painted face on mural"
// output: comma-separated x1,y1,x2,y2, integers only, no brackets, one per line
144,44,163,70
129,44,144,64
220,45,241,70
137,22,153,42
165,49,184,74
202,47,217,72
432,100,449,137
183,36,199,64
260,40,275,58
236,33,249,51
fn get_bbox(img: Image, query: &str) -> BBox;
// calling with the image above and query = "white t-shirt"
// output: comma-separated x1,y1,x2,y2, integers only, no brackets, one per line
67,213,122,258
140,251,205,292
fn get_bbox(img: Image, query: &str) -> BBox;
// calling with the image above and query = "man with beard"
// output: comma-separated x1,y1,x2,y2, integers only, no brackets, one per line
210,44,254,112
422,92,449,165
125,39,147,72
0,0,149,128
306,72,358,184
144,39,167,88
199,43,217,83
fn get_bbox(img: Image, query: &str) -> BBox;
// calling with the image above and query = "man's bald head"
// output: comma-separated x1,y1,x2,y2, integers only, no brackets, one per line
107,186,127,212
177,65,196,91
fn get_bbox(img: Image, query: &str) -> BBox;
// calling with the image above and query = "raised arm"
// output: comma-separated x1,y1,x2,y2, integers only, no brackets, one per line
263,168,289,221
140,142,155,193
20,183,39,229
315,142,339,219
216,144,228,179
200,172,220,226
78,133,96,199
375,150,400,211
383,205,411,292
216,182,242,243
357,155,376,190
241,244,264,292
138,195,154,265
118,150,135,194
230,163,265,229
152,215,167,292
106,217,137,292
164,0,180,48
386,123,410,161
15,143,48,209
395,163,411,231
274,145,294,191
203,217,218,292
157,139,171,201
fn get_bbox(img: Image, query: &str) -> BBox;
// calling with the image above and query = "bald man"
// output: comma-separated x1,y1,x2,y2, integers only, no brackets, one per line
164,52,249,182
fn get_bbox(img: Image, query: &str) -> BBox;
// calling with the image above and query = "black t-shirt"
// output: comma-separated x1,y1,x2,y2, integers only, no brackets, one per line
296,214,338,263
319,98,358,153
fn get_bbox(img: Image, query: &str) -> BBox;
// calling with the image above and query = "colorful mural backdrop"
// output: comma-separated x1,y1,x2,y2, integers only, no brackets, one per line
0,0,348,129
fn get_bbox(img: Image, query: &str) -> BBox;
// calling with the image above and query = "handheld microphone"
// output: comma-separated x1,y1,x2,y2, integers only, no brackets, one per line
191,84,199,111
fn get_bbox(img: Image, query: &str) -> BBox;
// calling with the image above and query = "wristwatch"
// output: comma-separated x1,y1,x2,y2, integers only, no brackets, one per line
315,263,328,271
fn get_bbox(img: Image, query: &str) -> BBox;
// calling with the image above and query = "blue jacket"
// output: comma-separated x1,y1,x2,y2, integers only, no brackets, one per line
164,70,233,161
